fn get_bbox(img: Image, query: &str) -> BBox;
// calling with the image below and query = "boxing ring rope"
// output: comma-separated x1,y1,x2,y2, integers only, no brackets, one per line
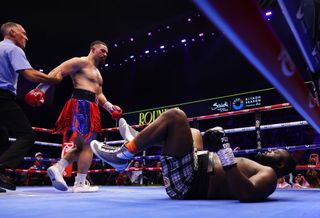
8,102,292,136
224,120,308,134
8,138,61,147
296,165,320,170
81,119,310,145
8,102,298,148
32,127,53,133
18,141,320,174
21,144,320,163
9,165,320,175
102,102,292,132
8,167,162,174
9,121,308,147
10,119,309,148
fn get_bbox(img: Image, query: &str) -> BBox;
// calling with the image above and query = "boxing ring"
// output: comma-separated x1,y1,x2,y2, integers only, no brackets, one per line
2,0,320,217
1,186,320,217
2,98,320,217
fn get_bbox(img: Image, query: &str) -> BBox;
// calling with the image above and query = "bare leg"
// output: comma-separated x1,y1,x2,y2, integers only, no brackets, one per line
133,109,193,157
63,132,95,174
63,131,95,164
77,143,93,174
191,128,203,151
63,149,80,163
59,143,92,174
89,109,194,170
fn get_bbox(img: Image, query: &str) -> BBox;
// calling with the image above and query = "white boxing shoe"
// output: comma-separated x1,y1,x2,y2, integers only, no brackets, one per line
47,164,68,191
72,180,99,193
119,118,139,141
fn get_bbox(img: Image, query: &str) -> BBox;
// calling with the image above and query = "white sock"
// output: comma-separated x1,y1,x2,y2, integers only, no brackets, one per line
75,173,87,184
57,159,69,171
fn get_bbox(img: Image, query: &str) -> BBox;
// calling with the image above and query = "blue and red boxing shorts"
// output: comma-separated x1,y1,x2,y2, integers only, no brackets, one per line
52,89,101,143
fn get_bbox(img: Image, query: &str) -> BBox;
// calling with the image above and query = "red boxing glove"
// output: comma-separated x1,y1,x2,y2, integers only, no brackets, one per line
111,105,123,120
111,111,122,120
24,89,45,107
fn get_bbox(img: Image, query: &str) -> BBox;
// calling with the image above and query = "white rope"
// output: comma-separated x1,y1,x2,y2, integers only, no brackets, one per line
9,138,61,147
224,120,308,134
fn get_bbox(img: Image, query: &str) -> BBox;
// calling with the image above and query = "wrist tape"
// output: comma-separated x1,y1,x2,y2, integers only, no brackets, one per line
217,148,237,170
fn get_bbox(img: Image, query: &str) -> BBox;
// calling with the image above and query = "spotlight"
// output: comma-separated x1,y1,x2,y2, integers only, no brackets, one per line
265,11,272,16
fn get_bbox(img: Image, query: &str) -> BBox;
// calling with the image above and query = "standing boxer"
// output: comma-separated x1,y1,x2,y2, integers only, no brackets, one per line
0,22,61,192
28,40,122,192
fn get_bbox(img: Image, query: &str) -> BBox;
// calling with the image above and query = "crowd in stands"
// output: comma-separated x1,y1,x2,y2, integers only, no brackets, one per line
13,152,164,187
277,153,320,188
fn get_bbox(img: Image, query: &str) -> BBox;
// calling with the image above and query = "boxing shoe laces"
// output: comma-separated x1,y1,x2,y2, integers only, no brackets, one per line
90,140,133,170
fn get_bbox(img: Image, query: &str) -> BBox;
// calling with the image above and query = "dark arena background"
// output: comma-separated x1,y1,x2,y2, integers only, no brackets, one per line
1,0,320,217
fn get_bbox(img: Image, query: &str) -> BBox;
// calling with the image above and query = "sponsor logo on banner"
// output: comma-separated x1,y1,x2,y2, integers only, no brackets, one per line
245,95,262,108
232,98,244,110
211,101,229,112
139,108,177,125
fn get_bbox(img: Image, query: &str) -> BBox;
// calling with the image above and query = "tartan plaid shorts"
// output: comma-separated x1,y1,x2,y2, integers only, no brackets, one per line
160,149,198,199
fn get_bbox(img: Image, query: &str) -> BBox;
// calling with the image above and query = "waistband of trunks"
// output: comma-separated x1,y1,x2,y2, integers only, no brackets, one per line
184,150,214,199
196,150,214,175
72,89,96,102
